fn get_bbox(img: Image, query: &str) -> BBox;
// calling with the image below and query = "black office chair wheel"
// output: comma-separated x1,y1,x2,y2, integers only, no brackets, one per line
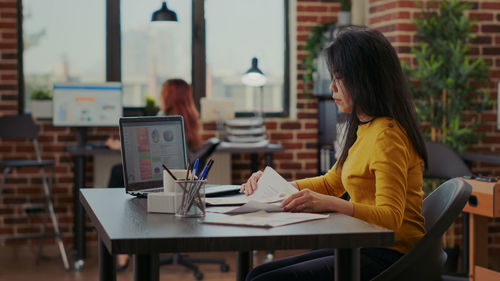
194,271,204,280
220,263,230,272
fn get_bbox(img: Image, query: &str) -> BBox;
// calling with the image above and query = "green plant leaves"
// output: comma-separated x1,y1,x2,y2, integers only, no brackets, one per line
30,88,52,100
405,0,492,152
301,21,335,93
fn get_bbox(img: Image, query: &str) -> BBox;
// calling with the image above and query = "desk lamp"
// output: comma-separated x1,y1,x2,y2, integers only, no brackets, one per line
241,57,267,117
151,1,178,22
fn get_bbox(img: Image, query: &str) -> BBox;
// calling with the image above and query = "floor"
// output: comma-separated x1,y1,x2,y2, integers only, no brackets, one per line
0,242,307,281
2,242,499,281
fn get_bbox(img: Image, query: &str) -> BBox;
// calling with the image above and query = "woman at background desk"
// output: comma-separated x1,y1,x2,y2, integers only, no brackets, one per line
107,78,202,270
241,26,428,281
107,78,203,187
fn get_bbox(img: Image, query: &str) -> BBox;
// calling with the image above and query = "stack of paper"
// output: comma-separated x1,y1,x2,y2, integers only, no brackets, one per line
202,211,329,228
203,166,329,227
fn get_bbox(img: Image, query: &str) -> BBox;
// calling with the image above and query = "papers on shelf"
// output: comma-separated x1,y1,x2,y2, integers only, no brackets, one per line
226,134,267,143
226,126,266,136
224,118,263,127
201,211,329,228
219,140,269,148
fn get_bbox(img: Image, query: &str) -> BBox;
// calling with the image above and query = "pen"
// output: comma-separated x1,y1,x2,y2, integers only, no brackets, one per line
162,164,177,181
192,158,199,179
199,159,214,180
185,163,191,180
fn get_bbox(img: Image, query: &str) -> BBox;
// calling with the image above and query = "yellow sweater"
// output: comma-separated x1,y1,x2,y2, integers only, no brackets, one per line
296,117,425,254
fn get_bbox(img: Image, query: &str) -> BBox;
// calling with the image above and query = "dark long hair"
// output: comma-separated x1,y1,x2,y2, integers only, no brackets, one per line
326,26,427,168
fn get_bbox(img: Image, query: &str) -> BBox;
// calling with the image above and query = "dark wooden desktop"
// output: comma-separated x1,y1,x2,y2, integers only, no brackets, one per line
67,142,283,270
80,188,394,281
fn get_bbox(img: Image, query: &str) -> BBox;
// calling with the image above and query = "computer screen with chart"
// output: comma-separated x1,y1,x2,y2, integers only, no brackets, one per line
52,82,122,127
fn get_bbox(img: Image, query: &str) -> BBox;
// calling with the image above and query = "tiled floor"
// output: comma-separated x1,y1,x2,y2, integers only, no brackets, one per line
0,242,307,281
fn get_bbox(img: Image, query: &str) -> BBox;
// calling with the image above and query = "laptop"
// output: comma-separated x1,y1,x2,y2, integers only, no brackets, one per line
119,116,241,197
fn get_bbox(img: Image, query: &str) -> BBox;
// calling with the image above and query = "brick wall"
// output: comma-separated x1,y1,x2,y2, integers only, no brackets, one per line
0,0,338,246
1,0,499,264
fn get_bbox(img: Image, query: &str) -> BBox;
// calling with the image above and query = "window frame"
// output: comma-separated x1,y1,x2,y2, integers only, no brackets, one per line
18,0,290,118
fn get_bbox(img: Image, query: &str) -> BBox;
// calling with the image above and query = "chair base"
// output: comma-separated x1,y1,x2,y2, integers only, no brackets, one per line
159,253,230,280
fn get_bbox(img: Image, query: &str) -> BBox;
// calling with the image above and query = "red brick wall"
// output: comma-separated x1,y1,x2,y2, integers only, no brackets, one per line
368,0,500,259
0,0,338,246
0,0,17,115
2,0,499,263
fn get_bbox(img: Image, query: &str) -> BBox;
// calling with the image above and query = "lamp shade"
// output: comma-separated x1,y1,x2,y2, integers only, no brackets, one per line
151,1,178,22
241,57,267,87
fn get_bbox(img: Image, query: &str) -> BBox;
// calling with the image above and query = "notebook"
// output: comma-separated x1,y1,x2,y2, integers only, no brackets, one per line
119,116,240,197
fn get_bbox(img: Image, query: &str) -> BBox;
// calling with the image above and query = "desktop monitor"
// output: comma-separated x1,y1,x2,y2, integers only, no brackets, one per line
52,82,123,127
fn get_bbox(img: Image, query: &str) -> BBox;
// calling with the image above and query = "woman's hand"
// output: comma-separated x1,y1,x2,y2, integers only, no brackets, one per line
105,137,121,150
280,189,353,215
240,170,263,195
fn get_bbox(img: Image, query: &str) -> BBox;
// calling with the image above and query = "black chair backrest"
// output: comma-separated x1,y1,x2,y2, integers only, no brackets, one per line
191,137,221,168
371,178,472,281
0,115,38,139
424,141,472,179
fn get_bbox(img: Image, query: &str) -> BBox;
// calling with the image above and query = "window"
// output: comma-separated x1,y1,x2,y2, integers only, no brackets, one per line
20,0,289,116
22,0,105,113
121,0,191,107
204,0,289,116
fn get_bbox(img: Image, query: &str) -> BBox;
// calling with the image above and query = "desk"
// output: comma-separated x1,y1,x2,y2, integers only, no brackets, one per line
216,142,284,173
212,143,284,184
462,179,500,281
80,188,394,281
68,142,282,270
67,145,120,270
459,153,500,280
460,151,500,165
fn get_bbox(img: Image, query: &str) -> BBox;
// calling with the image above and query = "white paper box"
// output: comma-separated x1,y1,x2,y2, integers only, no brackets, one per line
147,192,176,213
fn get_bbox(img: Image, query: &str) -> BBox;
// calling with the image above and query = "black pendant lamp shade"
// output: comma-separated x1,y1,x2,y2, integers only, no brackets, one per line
151,1,178,22
241,57,267,87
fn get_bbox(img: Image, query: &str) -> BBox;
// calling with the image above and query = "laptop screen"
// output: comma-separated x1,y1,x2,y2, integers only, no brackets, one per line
119,116,188,191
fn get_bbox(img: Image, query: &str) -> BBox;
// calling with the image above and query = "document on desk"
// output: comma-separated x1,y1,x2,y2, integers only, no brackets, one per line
201,211,329,228
206,166,298,214
208,200,283,214
247,166,298,203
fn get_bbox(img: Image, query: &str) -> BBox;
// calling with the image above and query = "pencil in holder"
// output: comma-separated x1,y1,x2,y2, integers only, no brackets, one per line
174,179,206,218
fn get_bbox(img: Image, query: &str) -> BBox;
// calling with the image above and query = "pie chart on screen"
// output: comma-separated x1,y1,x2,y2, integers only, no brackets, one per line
151,129,160,143
163,130,174,142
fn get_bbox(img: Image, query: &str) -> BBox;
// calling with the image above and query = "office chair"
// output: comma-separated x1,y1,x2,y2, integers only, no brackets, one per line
423,140,472,280
424,140,473,179
190,137,221,169
0,115,70,270
370,178,472,281
160,137,229,280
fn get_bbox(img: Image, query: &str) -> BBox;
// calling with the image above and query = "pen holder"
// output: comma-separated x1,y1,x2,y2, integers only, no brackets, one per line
174,179,206,218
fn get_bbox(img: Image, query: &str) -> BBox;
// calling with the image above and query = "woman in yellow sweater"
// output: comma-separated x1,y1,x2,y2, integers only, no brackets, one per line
241,26,428,281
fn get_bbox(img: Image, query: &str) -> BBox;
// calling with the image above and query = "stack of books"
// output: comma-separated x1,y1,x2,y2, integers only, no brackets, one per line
222,117,269,147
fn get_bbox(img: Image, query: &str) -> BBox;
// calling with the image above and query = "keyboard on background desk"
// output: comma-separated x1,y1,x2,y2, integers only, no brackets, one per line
86,143,110,150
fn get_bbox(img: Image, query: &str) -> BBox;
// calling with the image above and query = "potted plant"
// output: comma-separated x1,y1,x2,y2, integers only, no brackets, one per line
30,88,52,119
302,0,351,94
338,0,351,26
302,20,336,93
405,0,491,152
144,96,160,116
404,0,492,273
